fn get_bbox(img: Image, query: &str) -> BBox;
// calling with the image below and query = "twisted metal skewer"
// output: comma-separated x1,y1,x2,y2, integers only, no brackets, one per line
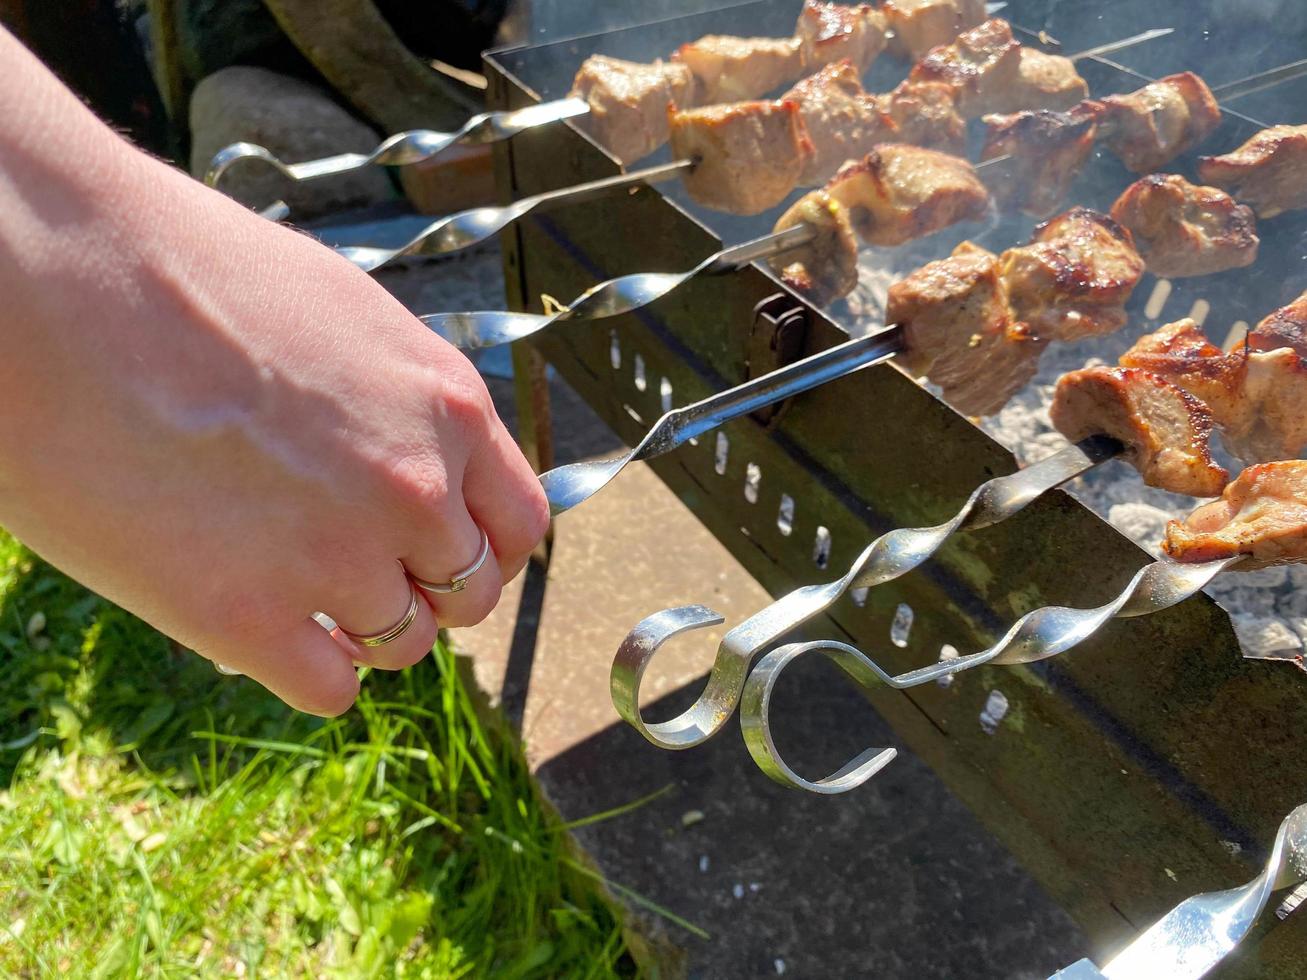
741,555,1238,793
1050,803,1307,979
611,436,1122,752
204,96,590,190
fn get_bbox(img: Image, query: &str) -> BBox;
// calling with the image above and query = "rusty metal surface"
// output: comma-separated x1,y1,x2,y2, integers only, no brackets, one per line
484,10,1307,972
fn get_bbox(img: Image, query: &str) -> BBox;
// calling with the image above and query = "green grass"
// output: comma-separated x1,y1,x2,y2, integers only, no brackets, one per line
0,530,645,977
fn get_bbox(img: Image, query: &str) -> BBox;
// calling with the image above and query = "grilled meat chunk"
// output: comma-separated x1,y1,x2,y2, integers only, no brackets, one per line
882,0,987,59
1109,174,1259,279
1050,366,1227,497
769,190,860,306
795,1,888,72
908,18,1022,118
569,55,697,163
1197,125,1307,219
669,99,813,215
1098,71,1221,173
998,207,1145,342
673,35,804,104
783,61,897,185
877,79,968,155
887,242,1047,416
986,48,1089,114
1163,461,1307,569
825,144,989,246
1121,318,1307,463
980,102,1101,218
1249,289,1307,358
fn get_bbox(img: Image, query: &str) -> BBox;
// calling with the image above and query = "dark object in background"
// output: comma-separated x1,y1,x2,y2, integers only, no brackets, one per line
376,0,510,71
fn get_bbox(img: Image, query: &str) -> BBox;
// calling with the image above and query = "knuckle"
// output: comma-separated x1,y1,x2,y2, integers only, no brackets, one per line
436,371,497,434
388,455,454,517
367,624,437,672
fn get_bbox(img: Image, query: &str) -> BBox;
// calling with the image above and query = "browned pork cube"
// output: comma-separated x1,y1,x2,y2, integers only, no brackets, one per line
882,0,987,59
980,102,1101,218
1198,125,1307,219
887,242,1047,416
1164,461,1307,568
999,208,1145,342
569,55,697,163
1050,366,1227,497
1109,174,1259,278
876,79,967,155
783,60,897,185
825,144,989,246
908,18,1022,118
769,190,860,306
1250,289,1307,358
1098,72,1221,173
673,35,804,104
795,1,888,72
669,99,812,215
985,48,1089,114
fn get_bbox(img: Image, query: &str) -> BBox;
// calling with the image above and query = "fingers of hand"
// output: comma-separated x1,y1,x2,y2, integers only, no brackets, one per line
323,560,438,671
462,421,550,573
406,511,504,629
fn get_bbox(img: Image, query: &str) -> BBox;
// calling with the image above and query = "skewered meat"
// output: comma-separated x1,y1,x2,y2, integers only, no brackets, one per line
1163,461,1307,569
673,35,804,104
1109,174,1259,279
1249,289,1307,358
669,99,813,215
877,79,968,155
986,48,1089,114
769,190,859,306
908,18,1022,118
795,1,888,72
1098,71,1221,173
980,102,1101,218
824,143,989,246
882,0,987,60
1050,366,1227,497
783,61,897,185
887,242,1047,416
569,56,698,164
1197,125,1307,219
998,208,1145,342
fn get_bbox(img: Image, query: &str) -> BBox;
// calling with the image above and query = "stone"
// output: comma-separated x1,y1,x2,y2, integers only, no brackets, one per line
188,66,393,218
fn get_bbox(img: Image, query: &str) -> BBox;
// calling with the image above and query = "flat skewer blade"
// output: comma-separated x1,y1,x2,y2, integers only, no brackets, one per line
1213,58,1307,101
1068,27,1173,62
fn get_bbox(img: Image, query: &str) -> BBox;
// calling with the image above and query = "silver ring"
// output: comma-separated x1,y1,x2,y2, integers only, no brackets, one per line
342,579,421,647
413,528,491,594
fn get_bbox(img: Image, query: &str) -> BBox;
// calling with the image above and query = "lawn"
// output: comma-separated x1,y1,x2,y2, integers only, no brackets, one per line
0,529,646,977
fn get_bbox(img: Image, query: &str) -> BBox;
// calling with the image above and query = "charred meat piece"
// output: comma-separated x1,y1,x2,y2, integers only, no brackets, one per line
769,190,860,306
783,60,897,185
569,56,697,164
1163,461,1307,569
887,242,1047,416
1249,289,1307,358
1098,71,1221,173
877,79,968,155
673,35,804,104
999,207,1145,342
1197,125,1307,219
795,1,888,72
908,18,1022,118
669,99,813,215
882,0,987,60
825,143,989,246
1109,174,1259,279
980,102,1101,218
1050,366,1227,497
985,48,1089,114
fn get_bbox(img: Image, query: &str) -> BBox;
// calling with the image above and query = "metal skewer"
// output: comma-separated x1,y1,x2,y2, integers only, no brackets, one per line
541,325,904,516
610,435,1122,752
204,96,590,190
1050,802,1307,979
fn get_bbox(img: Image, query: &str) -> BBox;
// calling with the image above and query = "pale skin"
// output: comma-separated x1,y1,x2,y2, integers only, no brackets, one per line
0,28,550,715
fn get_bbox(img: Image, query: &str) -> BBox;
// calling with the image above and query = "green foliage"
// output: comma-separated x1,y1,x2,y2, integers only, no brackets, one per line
0,533,639,977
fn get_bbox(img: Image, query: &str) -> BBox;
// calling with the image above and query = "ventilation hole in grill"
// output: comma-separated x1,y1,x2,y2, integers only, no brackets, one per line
1188,298,1211,326
623,404,643,424
850,586,869,607
660,377,674,413
812,526,831,569
890,603,914,648
979,690,1009,735
776,494,795,536
609,331,621,370
1144,279,1172,320
1224,320,1250,351
744,462,761,503
714,432,729,475
633,353,647,392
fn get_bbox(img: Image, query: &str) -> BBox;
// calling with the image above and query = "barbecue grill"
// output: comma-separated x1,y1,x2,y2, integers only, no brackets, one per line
476,0,1307,972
